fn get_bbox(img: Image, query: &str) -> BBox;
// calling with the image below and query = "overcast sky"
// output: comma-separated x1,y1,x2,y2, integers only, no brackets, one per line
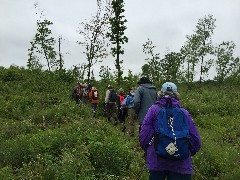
0,0,240,79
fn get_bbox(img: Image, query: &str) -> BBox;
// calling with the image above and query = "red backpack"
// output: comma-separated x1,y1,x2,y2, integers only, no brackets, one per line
118,95,125,105
92,90,98,100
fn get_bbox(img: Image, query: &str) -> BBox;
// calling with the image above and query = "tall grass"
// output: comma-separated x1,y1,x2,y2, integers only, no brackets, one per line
0,66,239,179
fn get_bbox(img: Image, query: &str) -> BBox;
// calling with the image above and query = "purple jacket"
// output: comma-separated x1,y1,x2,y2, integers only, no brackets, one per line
139,96,201,174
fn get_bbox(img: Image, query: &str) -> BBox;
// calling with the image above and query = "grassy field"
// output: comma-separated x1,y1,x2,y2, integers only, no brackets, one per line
0,66,239,179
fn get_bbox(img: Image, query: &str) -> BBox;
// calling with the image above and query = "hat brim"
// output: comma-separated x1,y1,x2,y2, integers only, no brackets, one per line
137,80,152,85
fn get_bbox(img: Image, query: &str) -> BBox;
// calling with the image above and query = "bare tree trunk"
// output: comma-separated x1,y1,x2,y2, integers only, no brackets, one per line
200,56,203,84
58,36,63,70
116,37,121,85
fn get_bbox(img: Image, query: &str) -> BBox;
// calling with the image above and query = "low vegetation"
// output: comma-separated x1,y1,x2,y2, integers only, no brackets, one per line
0,66,239,179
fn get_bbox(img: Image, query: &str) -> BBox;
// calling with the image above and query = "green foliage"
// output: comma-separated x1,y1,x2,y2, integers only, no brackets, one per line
179,83,240,179
77,0,111,82
99,65,114,81
162,52,183,81
0,166,15,179
0,65,25,81
107,0,128,55
142,38,161,83
107,0,128,85
28,3,58,71
195,14,216,83
0,67,239,179
215,41,239,84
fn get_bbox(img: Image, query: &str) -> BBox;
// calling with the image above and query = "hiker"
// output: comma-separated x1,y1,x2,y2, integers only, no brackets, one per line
117,88,128,132
86,82,92,93
104,85,118,125
81,83,89,107
89,86,99,116
134,77,157,133
72,81,83,104
120,87,137,137
139,82,202,180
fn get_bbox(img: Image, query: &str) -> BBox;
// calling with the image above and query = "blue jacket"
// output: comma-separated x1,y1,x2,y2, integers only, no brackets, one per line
121,93,134,109
133,83,157,124
139,96,201,174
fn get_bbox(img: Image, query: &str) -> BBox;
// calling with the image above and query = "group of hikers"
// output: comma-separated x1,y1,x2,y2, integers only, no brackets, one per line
71,82,99,115
71,77,202,180
71,81,137,135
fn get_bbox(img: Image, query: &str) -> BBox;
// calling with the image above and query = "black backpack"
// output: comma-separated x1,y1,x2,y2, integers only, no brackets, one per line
109,89,117,102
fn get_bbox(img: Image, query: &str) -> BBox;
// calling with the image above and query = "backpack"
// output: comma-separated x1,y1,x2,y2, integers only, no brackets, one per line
154,107,190,160
109,89,117,102
118,95,125,105
74,86,81,96
125,94,134,108
92,90,98,100
82,88,88,96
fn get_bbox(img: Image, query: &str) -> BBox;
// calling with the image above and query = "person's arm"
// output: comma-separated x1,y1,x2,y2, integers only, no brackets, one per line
133,87,142,114
89,91,92,99
183,109,202,155
120,96,128,109
139,105,158,151
105,90,110,103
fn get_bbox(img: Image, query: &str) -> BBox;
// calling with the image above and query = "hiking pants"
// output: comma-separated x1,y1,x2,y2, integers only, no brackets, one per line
92,103,98,113
128,108,137,136
106,102,117,121
74,94,81,104
149,170,191,180
117,108,127,124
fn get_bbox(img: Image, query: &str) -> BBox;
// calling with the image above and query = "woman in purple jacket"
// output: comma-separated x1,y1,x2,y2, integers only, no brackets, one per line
139,82,201,180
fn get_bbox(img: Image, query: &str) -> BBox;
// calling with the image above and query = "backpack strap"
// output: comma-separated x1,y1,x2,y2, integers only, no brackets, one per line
156,103,163,108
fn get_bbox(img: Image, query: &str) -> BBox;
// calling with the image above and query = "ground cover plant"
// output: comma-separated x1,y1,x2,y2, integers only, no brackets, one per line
0,66,239,179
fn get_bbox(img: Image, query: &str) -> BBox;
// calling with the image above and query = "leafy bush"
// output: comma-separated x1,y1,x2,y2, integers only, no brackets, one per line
0,67,239,179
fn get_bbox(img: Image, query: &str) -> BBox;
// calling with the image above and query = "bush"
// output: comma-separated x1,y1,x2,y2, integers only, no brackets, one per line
0,67,239,179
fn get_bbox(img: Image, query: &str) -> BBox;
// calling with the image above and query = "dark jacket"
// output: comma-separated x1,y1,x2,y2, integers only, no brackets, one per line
139,96,201,174
133,83,157,124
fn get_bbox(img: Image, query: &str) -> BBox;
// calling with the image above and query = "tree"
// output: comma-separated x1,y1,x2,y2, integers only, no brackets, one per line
215,41,238,84
180,14,215,84
122,70,138,90
195,14,216,83
142,38,161,83
180,34,201,84
77,0,111,82
69,63,87,80
107,0,128,85
141,64,151,78
57,36,64,71
27,55,43,70
99,65,113,81
28,2,58,71
162,52,182,81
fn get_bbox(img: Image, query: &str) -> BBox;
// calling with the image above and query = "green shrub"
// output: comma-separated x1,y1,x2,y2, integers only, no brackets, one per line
0,67,239,179
0,166,15,179
193,128,240,179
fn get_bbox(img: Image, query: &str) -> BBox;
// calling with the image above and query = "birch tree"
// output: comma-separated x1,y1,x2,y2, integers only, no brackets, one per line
215,41,238,83
28,2,57,71
77,0,111,81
